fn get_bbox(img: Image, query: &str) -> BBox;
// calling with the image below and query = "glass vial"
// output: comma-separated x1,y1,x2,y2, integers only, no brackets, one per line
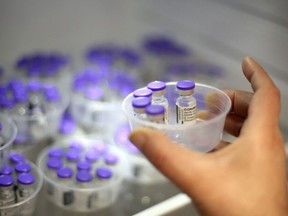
147,81,169,123
176,80,197,124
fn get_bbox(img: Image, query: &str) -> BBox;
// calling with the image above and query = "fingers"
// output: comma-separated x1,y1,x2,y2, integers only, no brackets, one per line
223,90,252,118
241,57,281,135
129,128,202,191
224,113,245,137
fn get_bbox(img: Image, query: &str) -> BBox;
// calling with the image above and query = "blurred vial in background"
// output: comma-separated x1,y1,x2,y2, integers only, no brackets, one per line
70,64,138,136
0,78,68,162
141,34,192,82
14,51,71,91
162,61,225,87
85,44,143,83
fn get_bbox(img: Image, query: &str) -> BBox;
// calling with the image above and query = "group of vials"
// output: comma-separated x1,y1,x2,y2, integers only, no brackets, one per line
132,80,197,124
0,152,36,215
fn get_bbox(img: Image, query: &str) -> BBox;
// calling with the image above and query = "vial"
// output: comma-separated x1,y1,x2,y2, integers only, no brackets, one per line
43,84,61,112
145,104,166,124
9,152,26,165
133,88,152,98
56,167,74,206
87,167,113,209
0,165,13,176
12,88,29,116
46,158,63,174
132,97,151,120
176,80,197,124
0,175,16,207
103,153,119,166
77,161,92,171
147,81,169,123
75,171,93,210
26,80,43,108
48,148,65,159
15,163,32,174
16,173,35,215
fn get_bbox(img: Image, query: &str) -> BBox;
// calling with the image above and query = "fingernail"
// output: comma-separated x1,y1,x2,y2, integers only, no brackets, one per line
129,130,147,149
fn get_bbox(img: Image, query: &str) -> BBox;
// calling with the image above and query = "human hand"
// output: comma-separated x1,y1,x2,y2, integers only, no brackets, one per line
129,57,288,216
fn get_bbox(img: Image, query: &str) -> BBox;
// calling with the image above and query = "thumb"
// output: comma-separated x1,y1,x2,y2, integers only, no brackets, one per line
129,128,203,191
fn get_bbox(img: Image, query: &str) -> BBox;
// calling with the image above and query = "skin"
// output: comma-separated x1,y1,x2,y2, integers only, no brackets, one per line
129,57,288,216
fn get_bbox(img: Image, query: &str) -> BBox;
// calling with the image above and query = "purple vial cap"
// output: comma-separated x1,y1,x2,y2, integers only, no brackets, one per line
96,167,112,179
59,120,75,135
26,80,42,92
66,150,81,162
48,148,65,158
104,153,119,165
46,158,63,170
0,165,13,175
76,171,93,182
84,86,103,100
57,167,73,179
133,88,152,98
92,141,108,154
17,173,35,185
85,150,100,162
14,92,29,103
176,80,195,90
0,98,15,109
132,97,151,109
0,175,14,187
145,104,165,115
69,140,84,151
9,152,26,164
77,161,92,171
0,122,2,131
15,163,32,173
147,81,166,91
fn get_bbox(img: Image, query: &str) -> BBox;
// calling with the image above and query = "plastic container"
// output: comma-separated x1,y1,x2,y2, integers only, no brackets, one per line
0,115,17,167
0,80,69,160
122,82,231,152
37,137,130,213
0,162,43,216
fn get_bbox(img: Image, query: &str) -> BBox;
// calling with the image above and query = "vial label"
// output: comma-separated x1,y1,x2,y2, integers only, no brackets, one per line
164,104,169,124
176,105,197,124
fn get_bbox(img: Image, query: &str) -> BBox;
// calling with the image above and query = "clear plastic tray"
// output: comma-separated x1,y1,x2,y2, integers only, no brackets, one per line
37,137,130,213
122,82,231,152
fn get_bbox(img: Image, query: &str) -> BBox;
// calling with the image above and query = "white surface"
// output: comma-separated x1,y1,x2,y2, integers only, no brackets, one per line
133,193,191,216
